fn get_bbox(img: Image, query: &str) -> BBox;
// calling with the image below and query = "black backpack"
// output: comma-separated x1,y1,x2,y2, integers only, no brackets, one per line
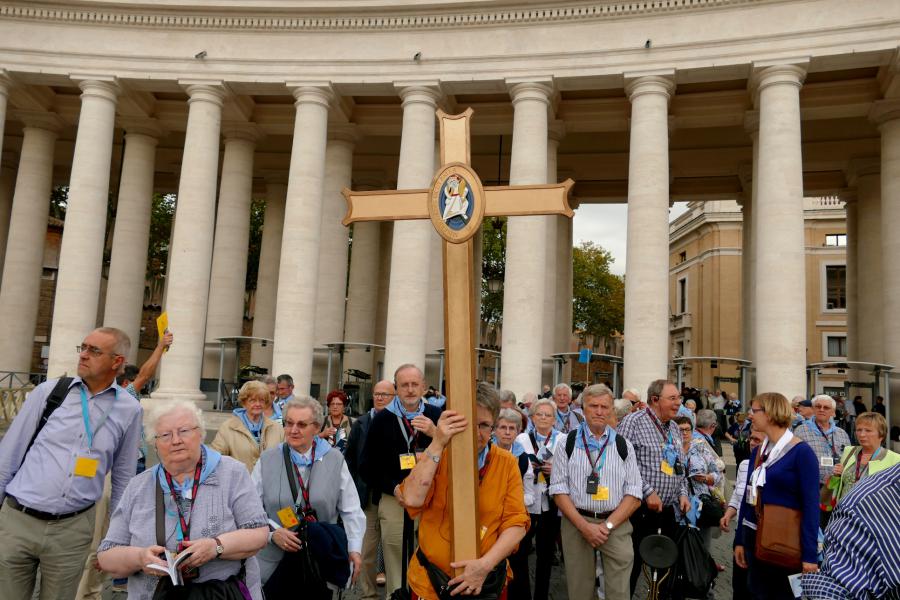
564,428,628,461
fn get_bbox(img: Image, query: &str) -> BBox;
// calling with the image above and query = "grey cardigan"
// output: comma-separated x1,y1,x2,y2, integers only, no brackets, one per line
98,455,268,600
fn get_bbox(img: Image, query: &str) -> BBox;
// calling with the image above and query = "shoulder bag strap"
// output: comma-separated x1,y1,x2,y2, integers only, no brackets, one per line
21,376,72,468
155,473,166,547
282,443,299,501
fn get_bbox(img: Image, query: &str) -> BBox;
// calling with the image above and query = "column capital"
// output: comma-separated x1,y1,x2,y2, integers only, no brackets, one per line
845,157,880,187
73,78,120,103
288,83,335,108
624,74,675,102
180,81,227,107
327,122,359,144
394,83,443,109
506,78,554,106
119,117,165,139
869,99,900,127
13,109,65,133
221,121,264,144
750,63,807,95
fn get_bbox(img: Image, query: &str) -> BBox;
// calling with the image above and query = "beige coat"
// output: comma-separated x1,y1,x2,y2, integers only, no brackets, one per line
210,415,284,472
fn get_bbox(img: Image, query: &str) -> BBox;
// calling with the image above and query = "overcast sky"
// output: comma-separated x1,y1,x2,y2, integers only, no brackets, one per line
572,202,690,276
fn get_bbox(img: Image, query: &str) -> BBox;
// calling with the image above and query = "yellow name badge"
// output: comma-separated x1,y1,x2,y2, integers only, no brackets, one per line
591,486,610,502
276,507,299,528
537,472,547,485
399,453,417,470
660,460,674,476
73,456,100,478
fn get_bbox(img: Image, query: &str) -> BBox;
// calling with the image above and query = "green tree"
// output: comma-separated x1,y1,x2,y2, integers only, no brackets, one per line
146,193,175,281
245,199,266,290
572,241,625,341
481,217,507,325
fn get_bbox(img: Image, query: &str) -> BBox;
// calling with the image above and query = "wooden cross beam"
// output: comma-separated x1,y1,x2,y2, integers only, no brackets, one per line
342,108,574,568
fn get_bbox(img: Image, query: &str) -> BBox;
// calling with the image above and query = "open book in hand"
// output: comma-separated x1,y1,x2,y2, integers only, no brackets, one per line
146,549,194,585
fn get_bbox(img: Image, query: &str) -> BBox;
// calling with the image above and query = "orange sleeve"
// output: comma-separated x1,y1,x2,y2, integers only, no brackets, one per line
498,455,531,535
399,454,445,519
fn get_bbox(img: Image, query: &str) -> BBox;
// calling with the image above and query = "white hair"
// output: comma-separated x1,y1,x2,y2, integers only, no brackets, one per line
529,397,556,417
497,408,523,429
284,395,325,426
624,388,641,401
613,398,632,420
144,399,206,443
812,395,836,410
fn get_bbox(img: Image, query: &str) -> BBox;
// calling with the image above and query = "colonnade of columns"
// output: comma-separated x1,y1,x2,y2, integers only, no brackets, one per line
0,65,895,408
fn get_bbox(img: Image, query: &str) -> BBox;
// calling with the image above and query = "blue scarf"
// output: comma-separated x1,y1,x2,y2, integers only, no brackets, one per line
478,444,490,469
491,436,526,458
286,438,332,467
573,421,616,452
271,402,283,420
808,417,836,436
694,430,715,448
533,429,558,446
385,396,425,420
233,408,263,441
155,445,221,496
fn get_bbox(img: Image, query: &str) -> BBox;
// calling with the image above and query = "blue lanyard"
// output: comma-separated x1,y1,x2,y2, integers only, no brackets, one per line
80,385,115,450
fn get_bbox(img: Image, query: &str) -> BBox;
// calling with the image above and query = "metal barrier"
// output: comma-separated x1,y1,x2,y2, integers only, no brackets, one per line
0,387,32,424
0,371,46,389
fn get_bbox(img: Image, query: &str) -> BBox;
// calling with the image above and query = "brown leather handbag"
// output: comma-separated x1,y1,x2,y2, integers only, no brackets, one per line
752,438,804,571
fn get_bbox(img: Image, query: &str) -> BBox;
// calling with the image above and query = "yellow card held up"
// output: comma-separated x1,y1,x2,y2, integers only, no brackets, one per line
399,453,417,470
660,460,674,476
74,456,100,478
157,312,169,351
591,486,610,502
276,507,299,528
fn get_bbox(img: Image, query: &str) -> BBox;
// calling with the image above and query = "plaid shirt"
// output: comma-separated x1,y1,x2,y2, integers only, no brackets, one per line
793,420,851,484
617,408,688,505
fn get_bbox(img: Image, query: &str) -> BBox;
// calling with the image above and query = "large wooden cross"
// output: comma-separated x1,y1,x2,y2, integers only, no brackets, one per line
342,108,574,567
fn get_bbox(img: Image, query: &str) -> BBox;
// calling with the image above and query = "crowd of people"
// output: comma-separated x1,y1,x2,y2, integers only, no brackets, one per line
0,326,898,600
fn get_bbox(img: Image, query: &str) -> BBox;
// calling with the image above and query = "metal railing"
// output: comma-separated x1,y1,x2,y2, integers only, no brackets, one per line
0,387,32,424
0,371,46,389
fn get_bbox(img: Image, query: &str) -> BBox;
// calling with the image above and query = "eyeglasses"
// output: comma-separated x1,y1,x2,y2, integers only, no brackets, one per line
76,344,120,358
373,392,394,398
477,422,495,433
678,426,692,432
284,419,316,431
533,412,554,419
154,426,200,444
813,404,831,410
748,407,766,415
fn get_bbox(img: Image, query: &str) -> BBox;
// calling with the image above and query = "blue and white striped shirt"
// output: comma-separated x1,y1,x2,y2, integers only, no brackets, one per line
802,463,900,600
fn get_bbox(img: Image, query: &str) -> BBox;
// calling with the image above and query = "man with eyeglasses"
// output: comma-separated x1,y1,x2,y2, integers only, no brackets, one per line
345,379,395,600
0,327,142,600
794,395,851,518
360,364,440,596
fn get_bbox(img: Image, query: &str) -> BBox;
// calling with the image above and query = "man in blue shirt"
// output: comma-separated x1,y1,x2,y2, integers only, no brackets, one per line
0,327,143,600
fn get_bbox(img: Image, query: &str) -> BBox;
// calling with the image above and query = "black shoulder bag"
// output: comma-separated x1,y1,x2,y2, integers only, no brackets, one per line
415,547,507,600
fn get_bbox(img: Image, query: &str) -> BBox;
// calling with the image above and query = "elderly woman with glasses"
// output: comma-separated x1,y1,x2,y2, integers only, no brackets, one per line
211,380,284,472
97,400,269,599
826,411,900,505
514,397,563,600
251,396,365,598
396,383,530,599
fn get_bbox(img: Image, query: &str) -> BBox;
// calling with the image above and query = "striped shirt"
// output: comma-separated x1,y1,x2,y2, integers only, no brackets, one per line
616,408,688,504
549,425,642,513
802,463,900,600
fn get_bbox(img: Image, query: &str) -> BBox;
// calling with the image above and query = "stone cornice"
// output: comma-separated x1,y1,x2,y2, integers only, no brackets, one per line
0,0,760,32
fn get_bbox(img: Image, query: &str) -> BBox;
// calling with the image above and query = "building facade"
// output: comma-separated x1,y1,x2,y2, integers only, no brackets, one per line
668,198,850,400
0,0,897,430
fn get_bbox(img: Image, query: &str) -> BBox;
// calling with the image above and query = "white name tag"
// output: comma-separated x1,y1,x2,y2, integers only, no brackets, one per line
820,457,834,468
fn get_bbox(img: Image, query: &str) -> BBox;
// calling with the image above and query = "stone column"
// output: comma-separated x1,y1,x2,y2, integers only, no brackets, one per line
847,162,882,363
0,72,10,163
622,75,675,393
271,85,334,394
103,122,161,363
47,79,120,377
202,124,260,378
500,80,552,397
0,115,60,373
155,83,226,403
542,121,563,386
250,179,286,370
313,125,356,346
752,64,807,397
382,85,439,377
0,158,16,283
842,191,858,363
873,101,900,419
344,220,382,377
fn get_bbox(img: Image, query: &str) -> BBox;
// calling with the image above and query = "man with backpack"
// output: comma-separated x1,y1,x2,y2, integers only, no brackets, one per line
550,384,643,600
0,327,143,600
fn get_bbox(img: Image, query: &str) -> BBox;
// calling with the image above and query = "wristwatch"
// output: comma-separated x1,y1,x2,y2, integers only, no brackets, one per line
424,448,441,464
605,521,615,532
214,537,224,558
